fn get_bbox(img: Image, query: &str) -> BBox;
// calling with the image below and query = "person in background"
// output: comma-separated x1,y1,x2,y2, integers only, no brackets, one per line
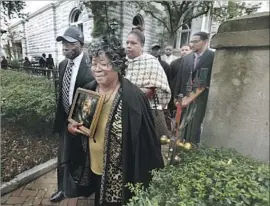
169,44,192,117
150,43,171,84
161,45,178,65
50,26,94,203
173,32,214,143
170,44,192,84
23,57,31,67
1,56,8,69
39,53,46,76
67,36,164,206
46,54,55,78
125,27,171,140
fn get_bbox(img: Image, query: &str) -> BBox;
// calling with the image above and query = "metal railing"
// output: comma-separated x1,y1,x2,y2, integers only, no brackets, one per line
6,64,60,103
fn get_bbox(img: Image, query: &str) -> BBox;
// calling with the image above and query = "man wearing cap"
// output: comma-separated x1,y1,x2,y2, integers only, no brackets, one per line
51,26,94,202
150,43,171,83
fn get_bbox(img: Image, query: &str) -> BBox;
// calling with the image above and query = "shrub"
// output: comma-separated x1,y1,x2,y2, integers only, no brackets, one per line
1,70,56,132
127,148,269,206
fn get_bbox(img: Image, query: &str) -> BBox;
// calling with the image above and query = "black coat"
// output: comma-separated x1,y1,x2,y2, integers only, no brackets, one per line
173,49,214,98
158,58,171,83
69,78,164,205
170,57,182,88
53,52,94,135
173,49,214,142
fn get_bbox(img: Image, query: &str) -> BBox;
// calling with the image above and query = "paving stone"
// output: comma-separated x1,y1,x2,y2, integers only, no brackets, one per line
25,181,35,189
68,198,78,206
6,196,27,204
41,198,60,205
22,196,35,206
1,193,11,204
11,186,24,196
77,199,94,206
20,189,39,197
59,199,69,206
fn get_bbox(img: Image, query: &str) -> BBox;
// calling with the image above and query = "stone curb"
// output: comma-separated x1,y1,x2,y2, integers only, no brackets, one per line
1,158,57,196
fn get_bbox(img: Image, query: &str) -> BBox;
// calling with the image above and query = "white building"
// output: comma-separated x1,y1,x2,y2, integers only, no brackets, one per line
6,0,215,63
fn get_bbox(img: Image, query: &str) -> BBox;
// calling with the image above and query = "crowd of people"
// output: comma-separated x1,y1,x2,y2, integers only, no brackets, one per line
1,53,55,78
13,25,213,205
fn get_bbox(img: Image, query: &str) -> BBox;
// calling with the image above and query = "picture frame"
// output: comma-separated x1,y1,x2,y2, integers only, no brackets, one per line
68,87,105,138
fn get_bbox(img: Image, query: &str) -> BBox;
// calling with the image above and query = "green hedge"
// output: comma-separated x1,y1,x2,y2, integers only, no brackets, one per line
1,70,56,131
127,148,269,206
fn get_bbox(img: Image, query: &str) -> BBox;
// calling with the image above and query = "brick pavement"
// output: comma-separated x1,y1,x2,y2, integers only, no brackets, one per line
1,145,169,206
1,170,95,206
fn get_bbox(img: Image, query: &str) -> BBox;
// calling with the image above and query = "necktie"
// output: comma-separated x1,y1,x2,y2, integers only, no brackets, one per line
62,60,74,114
194,54,200,70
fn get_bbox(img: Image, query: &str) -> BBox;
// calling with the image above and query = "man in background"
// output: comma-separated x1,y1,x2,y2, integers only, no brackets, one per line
150,43,171,83
161,45,178,65
168,44,192,117
173,32,214,143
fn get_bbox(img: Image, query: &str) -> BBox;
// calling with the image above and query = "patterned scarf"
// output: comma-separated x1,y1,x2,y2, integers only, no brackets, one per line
125,53,171,108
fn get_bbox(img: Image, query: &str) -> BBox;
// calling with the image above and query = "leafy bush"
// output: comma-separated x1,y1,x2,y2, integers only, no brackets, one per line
127,148,269,206
1,70,56,132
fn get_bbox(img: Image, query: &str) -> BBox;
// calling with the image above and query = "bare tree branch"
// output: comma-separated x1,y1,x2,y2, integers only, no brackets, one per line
175,3,211,32
135,2,171,32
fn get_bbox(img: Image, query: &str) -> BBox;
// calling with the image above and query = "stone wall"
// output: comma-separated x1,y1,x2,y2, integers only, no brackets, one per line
201,12,270,162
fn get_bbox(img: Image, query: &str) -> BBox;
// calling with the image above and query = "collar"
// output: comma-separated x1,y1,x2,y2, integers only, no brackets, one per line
127,53,155,63
72,52,84,67
194,47,208,58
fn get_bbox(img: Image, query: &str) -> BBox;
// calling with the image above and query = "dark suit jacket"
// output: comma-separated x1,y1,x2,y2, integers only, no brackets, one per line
173,49,214,98
158,58,171,83
173,49,214,142
53,52,94,135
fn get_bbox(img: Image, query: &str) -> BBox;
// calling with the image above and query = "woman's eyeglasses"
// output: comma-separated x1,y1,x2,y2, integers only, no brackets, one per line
92,63,112,71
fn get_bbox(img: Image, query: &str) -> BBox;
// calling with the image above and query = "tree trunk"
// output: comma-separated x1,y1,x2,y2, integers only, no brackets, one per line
168,32,177,48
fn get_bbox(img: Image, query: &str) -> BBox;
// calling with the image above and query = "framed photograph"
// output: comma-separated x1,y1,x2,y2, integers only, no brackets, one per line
68,88,105,138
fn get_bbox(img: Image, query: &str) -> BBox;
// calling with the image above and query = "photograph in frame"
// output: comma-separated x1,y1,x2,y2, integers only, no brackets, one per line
68,88,105,138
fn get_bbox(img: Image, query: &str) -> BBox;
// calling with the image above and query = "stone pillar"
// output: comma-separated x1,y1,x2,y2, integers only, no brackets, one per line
201,12,269,162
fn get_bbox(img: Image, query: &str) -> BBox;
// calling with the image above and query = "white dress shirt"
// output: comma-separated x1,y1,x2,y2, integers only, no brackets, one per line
68,52,84,105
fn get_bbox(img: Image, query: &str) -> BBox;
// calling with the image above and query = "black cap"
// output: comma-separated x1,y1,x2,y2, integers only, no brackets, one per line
56,27,84,43
151,43,161,49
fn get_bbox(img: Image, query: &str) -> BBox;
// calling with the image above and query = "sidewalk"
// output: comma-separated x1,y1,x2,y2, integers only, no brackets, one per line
1,170,95,206
1,145,169,206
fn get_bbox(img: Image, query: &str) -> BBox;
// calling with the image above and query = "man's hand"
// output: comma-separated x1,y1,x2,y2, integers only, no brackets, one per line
68,122,84,135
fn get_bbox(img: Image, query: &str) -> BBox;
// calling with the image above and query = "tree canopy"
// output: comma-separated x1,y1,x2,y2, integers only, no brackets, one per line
1,1,26,23
134,1,261,47
80,1,122,38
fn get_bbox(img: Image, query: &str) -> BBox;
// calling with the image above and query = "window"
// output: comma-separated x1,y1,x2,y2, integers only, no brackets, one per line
69,8,83,32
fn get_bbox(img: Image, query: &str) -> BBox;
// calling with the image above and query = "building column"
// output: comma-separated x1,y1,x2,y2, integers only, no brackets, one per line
52,3,58,64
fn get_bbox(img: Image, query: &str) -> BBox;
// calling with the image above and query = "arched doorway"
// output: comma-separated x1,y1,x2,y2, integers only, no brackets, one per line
132,14,145,30
69,8,83,32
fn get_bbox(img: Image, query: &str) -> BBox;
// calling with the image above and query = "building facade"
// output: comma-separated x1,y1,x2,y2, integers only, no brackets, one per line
7,0,217,64
7,0,160,64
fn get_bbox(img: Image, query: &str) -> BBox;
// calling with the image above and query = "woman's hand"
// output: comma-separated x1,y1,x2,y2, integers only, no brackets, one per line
141,87,155,98
68,122,84,135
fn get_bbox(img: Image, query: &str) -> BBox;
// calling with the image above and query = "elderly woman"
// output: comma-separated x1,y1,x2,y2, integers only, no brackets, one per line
67,36,164,206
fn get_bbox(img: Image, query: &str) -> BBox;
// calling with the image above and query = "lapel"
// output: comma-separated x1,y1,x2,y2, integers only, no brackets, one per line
75,52,88,88
59,59,68,85
194,49,211,71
